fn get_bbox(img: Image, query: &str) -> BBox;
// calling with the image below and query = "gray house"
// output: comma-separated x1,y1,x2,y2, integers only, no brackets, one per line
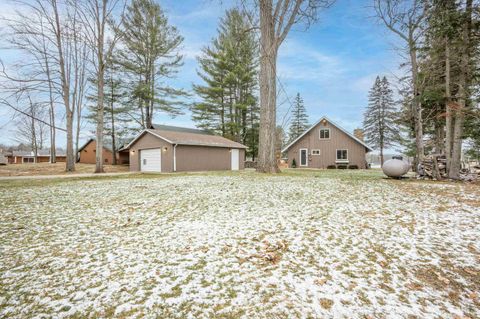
282,116,372,169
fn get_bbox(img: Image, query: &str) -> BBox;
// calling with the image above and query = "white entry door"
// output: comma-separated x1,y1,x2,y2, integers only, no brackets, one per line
231,149,239,170
299,148,308,167
140,149,161,172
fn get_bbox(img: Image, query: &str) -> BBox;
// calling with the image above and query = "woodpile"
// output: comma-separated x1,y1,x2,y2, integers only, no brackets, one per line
418,154,447,180
418,155,479,182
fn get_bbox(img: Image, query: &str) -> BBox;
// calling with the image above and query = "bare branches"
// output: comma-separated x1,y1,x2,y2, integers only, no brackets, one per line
373,0,427,45
0,97,66,132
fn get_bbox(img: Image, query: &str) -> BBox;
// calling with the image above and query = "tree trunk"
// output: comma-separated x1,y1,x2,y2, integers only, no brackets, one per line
95,60,105,173
434,121,445,154
66,110,75,170
29,100,38,163
40,18,56,164
409,45,424,164
445,37,453,172
49,105,56,163
257,0,279,173
111,77,117,165
52,0,74,172
449,0,472,179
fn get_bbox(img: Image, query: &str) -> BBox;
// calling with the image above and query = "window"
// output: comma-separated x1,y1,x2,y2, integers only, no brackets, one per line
336,149,348,161
319,129,330,139
311,149,320,155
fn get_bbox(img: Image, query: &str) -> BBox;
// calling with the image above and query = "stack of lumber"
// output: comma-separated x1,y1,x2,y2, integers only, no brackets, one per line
418,154,447,180
460,165,480,182
419,156,479,181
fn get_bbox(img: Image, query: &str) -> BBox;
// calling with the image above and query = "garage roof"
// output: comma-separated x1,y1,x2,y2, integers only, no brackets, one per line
124,128,247,149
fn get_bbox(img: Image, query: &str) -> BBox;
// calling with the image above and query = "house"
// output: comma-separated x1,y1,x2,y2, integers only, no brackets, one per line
0,153,7,165
123,124,246,172
282,116,373,169
77,139,129,165
7,150,67,164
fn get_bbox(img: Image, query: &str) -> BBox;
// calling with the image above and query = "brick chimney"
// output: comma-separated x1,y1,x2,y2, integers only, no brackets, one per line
354,128,364,141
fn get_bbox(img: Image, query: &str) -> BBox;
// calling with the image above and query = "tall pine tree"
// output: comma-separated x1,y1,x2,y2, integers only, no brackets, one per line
363,76,400,165
192,9,259,159
288,93,309,142
115,0,186,128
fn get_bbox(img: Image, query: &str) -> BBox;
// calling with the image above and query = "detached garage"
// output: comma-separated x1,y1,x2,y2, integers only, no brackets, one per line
124,125,246,172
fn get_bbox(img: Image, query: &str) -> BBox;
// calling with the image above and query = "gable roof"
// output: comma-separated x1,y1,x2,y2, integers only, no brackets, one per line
124,128,247,150
282,116,373,153
78,138,116,153
150,124,212,135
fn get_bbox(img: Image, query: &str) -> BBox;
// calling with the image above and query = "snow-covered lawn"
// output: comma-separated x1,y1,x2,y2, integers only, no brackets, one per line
1,170,479,318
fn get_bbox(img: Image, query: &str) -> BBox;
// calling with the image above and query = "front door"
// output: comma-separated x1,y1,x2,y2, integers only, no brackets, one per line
300,149,308,167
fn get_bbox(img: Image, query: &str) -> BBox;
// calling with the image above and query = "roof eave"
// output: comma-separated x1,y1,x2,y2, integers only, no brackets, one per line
281,116,373,152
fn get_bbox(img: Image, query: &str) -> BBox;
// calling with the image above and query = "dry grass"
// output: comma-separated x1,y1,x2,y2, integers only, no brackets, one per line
0,163,129,176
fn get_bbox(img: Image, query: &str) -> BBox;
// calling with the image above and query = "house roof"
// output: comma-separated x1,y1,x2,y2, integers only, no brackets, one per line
78,138,116,153
124,128,247,150
150,124,212,135
12,150,66,157
282,116,373,153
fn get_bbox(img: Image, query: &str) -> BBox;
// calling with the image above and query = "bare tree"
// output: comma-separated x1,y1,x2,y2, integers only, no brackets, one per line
374,0,428,164
252,0,334,173
74,0,125,173
12,92,49,162
0,0,88,171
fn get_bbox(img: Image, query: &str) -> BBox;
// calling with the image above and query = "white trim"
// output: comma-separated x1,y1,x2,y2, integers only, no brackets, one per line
282,116,373,152
336,149,348,162
122,129,174,150
299,148,308,166
173,144,177,172
319,128,330,140
311,149,321,155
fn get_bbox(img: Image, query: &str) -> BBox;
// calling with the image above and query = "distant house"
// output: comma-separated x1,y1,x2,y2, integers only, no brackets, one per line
123,124,246,172
282,116,372,169
0,153,7,165
7,150,66,164
77,139,129,165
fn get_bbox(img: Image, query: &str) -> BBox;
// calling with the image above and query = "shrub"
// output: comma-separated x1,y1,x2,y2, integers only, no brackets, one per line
291,158,297,168
327,165,336,169
348,165,359,169
337,165,348,169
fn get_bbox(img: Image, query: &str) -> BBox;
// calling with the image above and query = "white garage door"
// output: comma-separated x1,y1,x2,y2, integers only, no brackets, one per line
140,148,161,172
231,149,239,170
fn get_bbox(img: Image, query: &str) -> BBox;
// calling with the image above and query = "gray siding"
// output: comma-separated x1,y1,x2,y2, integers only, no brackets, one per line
129,133,173,172
129,132,245,172
286,120,368,168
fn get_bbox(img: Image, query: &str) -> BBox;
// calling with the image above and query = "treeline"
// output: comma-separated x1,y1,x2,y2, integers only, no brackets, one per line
0,1,262,169
372,0,479,179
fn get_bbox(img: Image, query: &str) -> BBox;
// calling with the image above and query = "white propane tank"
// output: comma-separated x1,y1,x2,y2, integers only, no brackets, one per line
382,156,410,178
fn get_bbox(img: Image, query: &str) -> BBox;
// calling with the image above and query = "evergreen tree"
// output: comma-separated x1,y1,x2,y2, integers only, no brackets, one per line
86,62,131,165
363,76,400,165
192,9,259,159
288,93,309,142
116,0,186,128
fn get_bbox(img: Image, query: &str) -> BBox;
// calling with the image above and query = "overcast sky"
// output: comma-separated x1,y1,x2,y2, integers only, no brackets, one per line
0,0,403,147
